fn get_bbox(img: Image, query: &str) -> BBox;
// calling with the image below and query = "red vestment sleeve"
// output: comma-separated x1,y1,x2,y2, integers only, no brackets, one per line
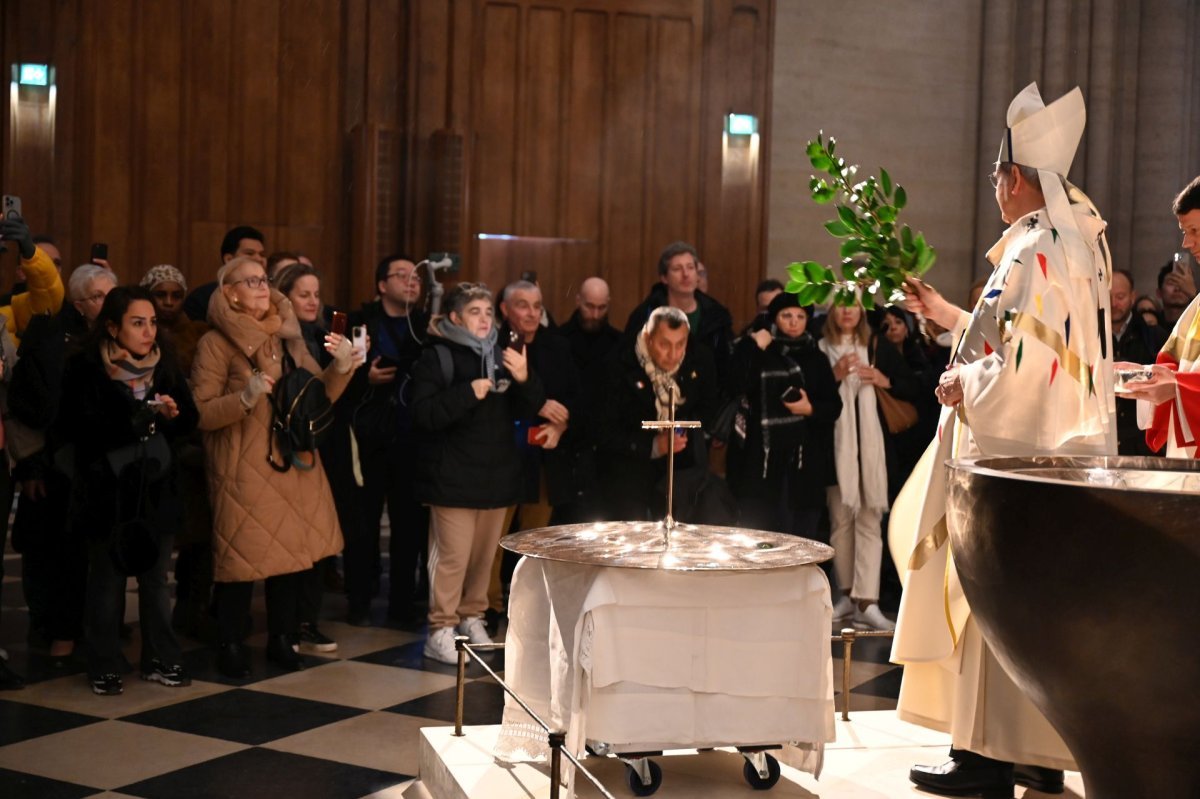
1146,351,1200,455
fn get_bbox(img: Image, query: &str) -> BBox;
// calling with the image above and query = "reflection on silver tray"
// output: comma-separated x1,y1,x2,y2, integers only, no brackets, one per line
501,521,834,571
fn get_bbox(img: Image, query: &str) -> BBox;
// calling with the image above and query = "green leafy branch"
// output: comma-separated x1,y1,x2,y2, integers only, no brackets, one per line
786,132,936,309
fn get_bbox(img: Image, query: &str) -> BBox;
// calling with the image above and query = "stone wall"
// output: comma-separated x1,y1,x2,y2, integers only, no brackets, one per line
768,0,1200,308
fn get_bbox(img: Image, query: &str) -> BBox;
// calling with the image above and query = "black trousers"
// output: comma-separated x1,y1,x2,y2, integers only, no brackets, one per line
348,443,428,615
17,472,87,642
214,572,301,644
85,532,182,678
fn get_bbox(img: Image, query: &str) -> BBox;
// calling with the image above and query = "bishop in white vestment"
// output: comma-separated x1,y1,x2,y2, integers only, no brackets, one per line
889,83,1116,796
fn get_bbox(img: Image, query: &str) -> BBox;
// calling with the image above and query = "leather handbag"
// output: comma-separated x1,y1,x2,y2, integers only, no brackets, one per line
875,386,919,434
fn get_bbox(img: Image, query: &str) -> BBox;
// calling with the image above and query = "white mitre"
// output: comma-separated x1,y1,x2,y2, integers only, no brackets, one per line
997,82,1085,177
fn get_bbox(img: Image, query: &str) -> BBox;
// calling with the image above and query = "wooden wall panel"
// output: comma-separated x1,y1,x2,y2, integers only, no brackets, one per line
473,4,521,235
521,7,565,237
603,12,653,315
1,0,773,325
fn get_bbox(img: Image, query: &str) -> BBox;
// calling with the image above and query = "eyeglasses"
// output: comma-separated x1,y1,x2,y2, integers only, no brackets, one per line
229,275,269,289
82,292,107,304
988,163,1014,189
386,271,417,282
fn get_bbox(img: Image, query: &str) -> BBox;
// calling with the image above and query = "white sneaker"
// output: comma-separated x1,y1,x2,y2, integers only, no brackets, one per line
852,603,896,632
423,626,459,664
831,594,855,623
456,616,494,646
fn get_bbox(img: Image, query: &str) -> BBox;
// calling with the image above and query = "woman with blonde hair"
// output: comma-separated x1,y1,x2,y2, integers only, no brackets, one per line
191,256,363,677
819,303,894,631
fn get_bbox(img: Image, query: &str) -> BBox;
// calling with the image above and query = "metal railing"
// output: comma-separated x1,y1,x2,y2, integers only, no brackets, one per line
449,626,897,797
832,627,896,721
452,636,617,799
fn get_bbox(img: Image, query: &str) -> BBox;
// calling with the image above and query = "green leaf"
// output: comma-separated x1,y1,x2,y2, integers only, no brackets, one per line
812,186,836,204
801,261,826,283
810,153,833,171
880,168,892,196
836,205,858,227
901,226,914,250
806,140,823,160
796,284,823,305
827,137,836,156
876,206,897,223
894,185,907,209
786,261,808,282
824,220,853,237
785,279,806,294
861,290,876,311
839,238,866,259
822,266,836,283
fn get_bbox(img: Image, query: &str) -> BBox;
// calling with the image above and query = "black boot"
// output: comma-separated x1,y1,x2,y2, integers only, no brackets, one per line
1014,764,1064,794
266,634,305,671
216,643,250,679
910,748,1014,798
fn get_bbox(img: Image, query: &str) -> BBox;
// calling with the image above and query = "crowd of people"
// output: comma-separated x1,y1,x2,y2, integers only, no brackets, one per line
0,204,1193,695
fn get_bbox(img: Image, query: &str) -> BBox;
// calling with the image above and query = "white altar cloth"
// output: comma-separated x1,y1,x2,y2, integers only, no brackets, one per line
495,555,835,783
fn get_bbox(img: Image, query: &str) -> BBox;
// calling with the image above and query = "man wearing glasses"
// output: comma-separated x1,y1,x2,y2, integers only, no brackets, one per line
893,84,1115,796
342,255,429,628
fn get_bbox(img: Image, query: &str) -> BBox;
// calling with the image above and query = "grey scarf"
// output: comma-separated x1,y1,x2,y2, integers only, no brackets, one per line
436,317,500,382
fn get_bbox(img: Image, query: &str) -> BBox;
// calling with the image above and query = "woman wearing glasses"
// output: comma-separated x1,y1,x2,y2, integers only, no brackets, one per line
191,256,364,677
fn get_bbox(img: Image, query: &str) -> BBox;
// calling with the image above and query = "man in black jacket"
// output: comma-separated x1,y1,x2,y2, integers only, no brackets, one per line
344,255,429,627
623,242,735,394
598,306,720,521
1112,268,1167,455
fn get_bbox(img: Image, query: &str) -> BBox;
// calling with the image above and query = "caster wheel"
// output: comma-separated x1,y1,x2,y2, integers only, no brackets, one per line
743,753,781,790
625,759,662,796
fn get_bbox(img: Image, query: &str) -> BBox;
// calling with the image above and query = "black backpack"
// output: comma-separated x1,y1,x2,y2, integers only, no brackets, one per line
259,350,334,472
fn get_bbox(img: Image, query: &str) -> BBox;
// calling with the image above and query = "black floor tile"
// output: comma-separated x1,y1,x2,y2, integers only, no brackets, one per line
0,699,102,746
850,666,904,698
0,647,87,686
117,747,412,799
121,688,365,745
0,767,97,799
383,679,505,726
351,639,499,679
179,645,336,687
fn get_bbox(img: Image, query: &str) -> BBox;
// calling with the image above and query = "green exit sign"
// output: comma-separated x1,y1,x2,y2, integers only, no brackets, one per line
18,64,50,86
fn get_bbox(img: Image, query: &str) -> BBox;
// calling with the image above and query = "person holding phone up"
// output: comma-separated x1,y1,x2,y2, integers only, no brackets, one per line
726,292,841,539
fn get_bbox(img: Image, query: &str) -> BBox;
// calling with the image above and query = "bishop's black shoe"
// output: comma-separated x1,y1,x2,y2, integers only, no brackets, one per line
1014,764,1064,794
909,749,1014,798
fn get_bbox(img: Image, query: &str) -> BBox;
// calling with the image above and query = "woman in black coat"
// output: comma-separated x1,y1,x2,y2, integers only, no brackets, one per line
726,293,842,537
55,286,198,695
409,282,544,664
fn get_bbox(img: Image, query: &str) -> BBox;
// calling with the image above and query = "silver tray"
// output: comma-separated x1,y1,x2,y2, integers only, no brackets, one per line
501,521,834,571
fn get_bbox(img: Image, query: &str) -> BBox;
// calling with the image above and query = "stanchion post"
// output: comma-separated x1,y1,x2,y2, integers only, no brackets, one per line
548,731,566,799
840,627,856,721
454,635,468,736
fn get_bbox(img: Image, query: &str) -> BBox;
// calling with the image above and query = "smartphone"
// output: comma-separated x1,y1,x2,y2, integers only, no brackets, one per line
145,399,164,408
527,424,547,446
91,242,108,262
781,386,803,403
351,324,367,353
330,310,347,336
520,270,538,283
1173,251,1193,277
506,329,523,351
1,195,20,221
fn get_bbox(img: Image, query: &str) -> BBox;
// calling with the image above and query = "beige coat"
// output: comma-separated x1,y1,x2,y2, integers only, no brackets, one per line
191,288,352,582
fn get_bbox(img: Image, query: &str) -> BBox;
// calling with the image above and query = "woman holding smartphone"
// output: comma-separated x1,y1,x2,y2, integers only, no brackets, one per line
409,282,544,664
726,293,841,538
55,286,198,695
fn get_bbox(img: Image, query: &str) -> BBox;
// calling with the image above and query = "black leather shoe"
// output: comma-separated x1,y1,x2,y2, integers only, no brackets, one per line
1014,764,1064,794
266,634,306,671
910,757,1014,798
216,643,250,679
0,657,26,690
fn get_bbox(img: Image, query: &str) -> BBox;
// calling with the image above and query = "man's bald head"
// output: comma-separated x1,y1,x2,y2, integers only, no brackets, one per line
577,276,611,331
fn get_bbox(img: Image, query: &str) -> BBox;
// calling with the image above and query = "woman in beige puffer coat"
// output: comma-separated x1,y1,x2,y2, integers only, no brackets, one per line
191,255,361,677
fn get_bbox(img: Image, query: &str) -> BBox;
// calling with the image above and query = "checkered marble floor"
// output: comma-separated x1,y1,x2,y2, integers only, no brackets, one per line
0,546,902,799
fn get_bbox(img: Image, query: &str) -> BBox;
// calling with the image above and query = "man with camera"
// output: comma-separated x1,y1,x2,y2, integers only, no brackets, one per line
343,254,429,627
